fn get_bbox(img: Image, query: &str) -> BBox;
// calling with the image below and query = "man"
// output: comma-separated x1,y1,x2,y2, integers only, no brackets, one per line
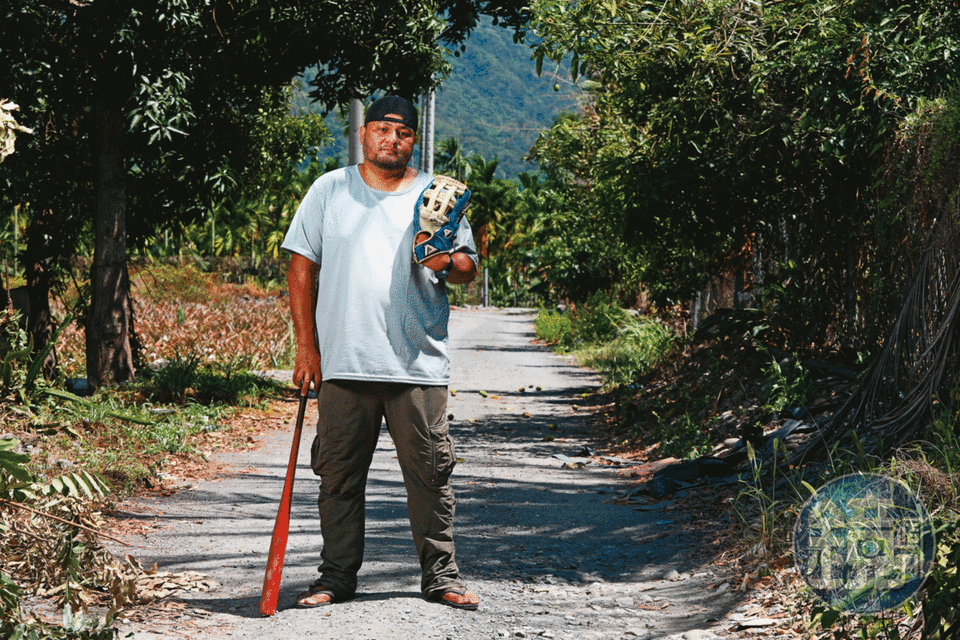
281,95,480,611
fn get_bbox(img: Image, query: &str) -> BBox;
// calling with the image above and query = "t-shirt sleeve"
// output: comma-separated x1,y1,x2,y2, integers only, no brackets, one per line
281,179,324,265
455,214,480,266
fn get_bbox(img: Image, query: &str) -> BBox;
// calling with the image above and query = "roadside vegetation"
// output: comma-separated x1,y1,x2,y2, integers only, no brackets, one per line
534,299,960,640
4,0,960,638
1,264,290,639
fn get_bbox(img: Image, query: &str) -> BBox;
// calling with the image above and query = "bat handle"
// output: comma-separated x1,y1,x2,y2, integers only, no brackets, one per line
258,391,310,616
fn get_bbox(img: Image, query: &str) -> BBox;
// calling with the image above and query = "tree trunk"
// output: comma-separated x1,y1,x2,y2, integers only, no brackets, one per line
20,207,59,377
85,101,134,386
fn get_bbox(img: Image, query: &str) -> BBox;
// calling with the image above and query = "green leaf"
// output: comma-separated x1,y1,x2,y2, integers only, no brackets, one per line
42,388,155,425
820,608,841,628
25,313,74,389
0,441,32,483
61,475,78,496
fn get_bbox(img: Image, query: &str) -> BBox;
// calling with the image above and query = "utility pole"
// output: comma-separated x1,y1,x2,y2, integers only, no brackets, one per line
348,97,364,165
419,89,435,174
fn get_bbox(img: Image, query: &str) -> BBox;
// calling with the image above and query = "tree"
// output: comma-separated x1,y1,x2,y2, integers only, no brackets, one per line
797,94,960,460
435,137,471,182
528,0,960,351
1,0,529,386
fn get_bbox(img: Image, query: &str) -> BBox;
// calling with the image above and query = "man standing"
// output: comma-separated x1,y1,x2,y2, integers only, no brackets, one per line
281,95,481,610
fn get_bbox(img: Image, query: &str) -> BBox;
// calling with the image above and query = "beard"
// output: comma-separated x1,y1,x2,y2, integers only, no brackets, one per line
363,141,412,171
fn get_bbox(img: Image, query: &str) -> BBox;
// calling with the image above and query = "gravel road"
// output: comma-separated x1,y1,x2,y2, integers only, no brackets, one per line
110,307,745,640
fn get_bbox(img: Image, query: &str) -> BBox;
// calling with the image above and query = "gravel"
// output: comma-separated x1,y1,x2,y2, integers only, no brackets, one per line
108,307,744,639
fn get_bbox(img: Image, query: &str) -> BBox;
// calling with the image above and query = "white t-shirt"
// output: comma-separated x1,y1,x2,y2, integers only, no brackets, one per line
281,165,478,385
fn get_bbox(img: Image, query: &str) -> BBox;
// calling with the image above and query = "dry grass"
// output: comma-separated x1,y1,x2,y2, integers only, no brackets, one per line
54,263,294,377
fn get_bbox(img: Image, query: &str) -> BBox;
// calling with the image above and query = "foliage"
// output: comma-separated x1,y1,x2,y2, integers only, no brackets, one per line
910,408,960,640
565,291,629,346
534,310,571,345
527,0,960,353
2,310,72,403
579,317,678,390
0,441,122,639
761,353,814,416
925,517,960,640
537,295,677,387
738,439,806,556
0,438,31,485
136,353,280,406
169,155,339,266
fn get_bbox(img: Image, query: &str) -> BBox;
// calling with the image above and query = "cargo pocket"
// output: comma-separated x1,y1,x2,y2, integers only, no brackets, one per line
430,419,457,486
310,433,324,476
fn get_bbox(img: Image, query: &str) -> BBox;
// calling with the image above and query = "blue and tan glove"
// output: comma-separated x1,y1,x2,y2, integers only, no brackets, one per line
413,175,471,279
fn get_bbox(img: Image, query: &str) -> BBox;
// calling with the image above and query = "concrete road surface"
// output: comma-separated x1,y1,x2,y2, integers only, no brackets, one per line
109,307,741,640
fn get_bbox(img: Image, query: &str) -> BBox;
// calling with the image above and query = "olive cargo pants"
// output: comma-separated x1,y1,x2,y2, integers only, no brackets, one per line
310,380,460,598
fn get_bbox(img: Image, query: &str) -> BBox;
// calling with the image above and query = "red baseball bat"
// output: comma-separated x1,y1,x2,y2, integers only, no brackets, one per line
259,391,309,616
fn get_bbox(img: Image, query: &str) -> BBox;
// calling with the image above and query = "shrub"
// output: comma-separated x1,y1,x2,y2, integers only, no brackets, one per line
535,310,572,344
567,290,628,346
580,317,678,388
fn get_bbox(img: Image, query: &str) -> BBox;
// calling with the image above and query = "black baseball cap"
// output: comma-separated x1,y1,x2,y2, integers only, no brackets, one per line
364,96,419,132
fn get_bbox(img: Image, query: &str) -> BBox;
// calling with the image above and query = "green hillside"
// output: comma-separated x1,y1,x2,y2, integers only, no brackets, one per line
314,20,579,180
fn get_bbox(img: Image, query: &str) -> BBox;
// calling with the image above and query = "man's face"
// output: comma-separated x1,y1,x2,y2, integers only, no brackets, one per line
360,116,416,170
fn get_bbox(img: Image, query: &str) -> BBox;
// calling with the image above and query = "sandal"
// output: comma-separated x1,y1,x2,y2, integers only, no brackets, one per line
295,583,350,609
427,584,480,611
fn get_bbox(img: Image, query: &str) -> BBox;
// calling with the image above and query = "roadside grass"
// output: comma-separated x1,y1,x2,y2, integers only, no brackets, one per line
4,261,293,496
535,303,679,391
536,299,960,640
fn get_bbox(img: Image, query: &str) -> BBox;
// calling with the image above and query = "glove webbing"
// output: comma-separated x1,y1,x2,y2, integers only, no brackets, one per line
419,177,469,229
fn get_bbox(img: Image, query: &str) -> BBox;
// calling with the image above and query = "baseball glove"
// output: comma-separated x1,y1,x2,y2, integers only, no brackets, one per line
413,175,471,278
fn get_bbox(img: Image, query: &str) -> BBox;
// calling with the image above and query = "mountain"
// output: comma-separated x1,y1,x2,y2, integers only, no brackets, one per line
312,19,579,180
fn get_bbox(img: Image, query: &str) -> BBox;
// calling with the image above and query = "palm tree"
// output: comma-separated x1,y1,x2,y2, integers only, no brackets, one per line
434,137,470,182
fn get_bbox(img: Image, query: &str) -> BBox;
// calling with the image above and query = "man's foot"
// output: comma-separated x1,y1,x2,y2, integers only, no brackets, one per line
295,583,349,609
427,584,480,611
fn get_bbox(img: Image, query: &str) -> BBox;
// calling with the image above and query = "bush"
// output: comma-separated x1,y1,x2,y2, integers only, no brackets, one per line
566,291,628,346
535,310,572,344
580,317,678,388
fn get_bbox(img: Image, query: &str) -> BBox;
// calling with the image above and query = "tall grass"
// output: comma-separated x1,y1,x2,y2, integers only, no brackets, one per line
579,319,678,388
535,299,678,389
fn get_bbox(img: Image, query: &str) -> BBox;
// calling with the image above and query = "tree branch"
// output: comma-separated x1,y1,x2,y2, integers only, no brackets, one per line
1,498,132,547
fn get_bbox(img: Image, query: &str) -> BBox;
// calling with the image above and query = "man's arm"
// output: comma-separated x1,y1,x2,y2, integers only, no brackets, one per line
287,252,322,395
421,251,478,285
445,252,478,285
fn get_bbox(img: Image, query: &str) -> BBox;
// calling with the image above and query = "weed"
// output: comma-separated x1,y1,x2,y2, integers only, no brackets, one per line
656,411,713,460
762,352,813,415
1,444,124,639
2,310,73,403
619,396,712,460
534,309,571,344
566,290,628,346
889,409,960,640
579,317,678,389
137,353,281,406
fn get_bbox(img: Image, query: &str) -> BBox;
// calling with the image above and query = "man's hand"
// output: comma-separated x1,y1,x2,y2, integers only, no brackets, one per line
413,176,471,279
292,349,321,396
287,253,322,395
421,251,478,285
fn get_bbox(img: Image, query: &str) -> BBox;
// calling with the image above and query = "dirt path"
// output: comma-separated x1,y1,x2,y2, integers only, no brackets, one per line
109,307,748,640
